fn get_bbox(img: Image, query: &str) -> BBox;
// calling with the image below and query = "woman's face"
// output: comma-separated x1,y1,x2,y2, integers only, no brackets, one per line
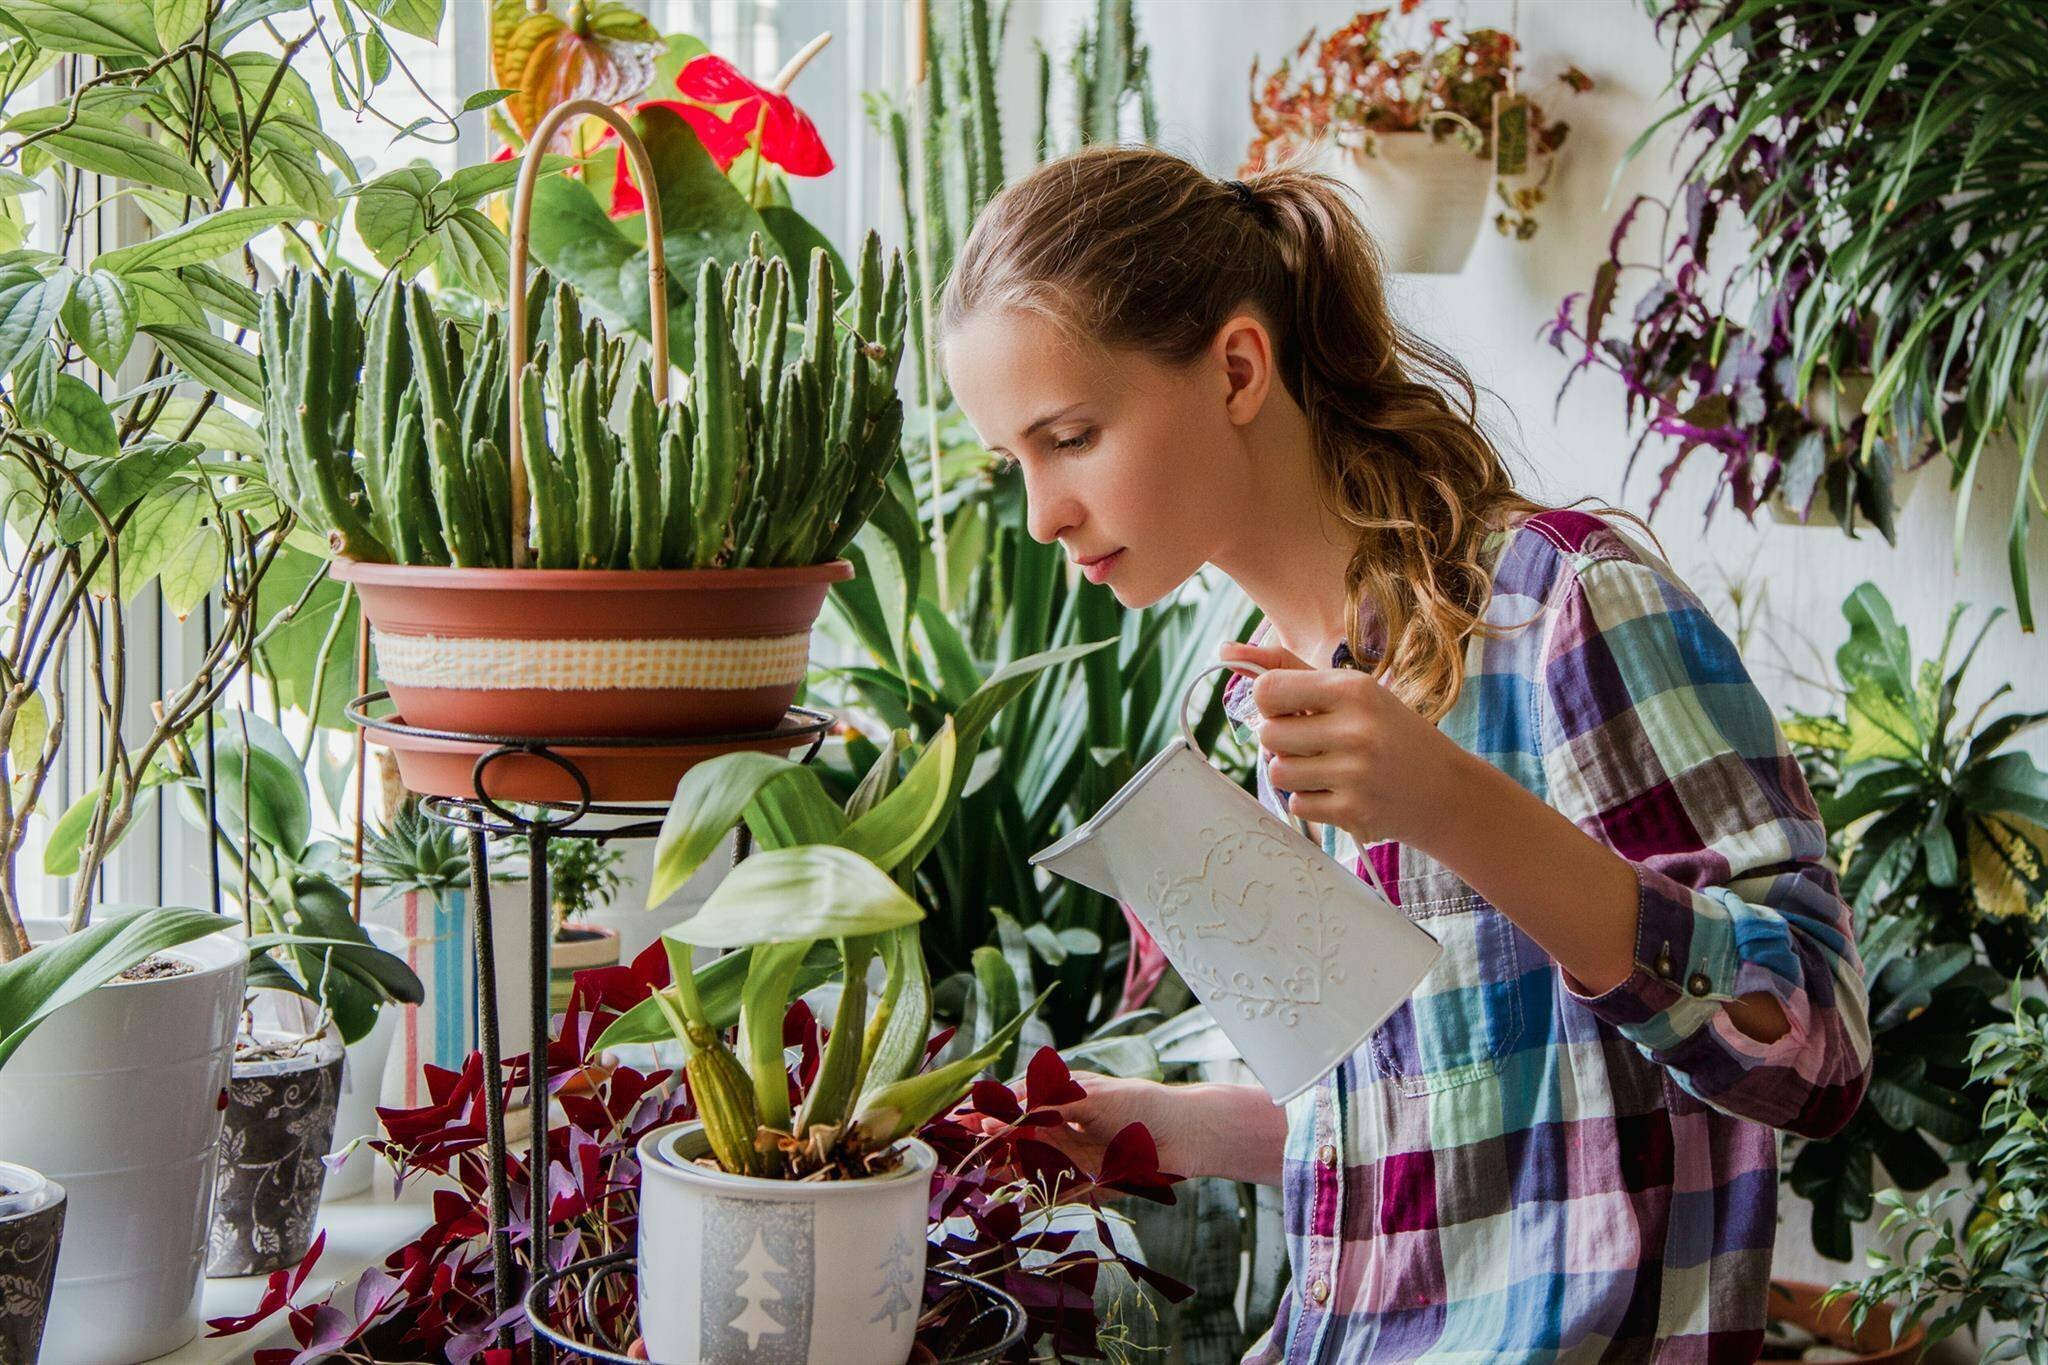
944,308,1265,609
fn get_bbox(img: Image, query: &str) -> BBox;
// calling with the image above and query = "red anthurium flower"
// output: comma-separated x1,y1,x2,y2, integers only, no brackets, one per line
675,55,832,176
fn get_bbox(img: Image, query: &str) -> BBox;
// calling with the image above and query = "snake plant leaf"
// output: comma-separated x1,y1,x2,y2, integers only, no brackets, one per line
664,846,922,950
0,907,233,1070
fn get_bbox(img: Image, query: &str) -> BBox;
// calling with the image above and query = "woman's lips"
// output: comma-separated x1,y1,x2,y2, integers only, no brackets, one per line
1077,549,1123,585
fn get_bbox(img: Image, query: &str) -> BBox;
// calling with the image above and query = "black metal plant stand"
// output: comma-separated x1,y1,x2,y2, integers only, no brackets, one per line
347,693,834,1363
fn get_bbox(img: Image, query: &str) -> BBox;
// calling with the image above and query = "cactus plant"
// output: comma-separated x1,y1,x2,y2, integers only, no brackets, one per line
257,231,907,572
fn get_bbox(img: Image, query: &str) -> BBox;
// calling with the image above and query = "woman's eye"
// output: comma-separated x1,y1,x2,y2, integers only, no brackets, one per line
1050,430,1093,454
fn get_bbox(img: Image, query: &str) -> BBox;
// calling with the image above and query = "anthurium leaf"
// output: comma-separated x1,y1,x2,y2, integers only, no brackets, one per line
141,324,262,405
645,752,847,910
60,269,137,372
589,939,838,1053
0,906,232,1069
98,207,301,276
851,986,1055,1141
664,846,922,949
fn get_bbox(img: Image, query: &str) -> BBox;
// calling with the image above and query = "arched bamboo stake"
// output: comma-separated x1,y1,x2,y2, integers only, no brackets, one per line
505,101,670,568
772,32,833,92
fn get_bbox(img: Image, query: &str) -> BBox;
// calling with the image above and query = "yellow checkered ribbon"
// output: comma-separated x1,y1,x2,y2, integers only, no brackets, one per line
373,631,813,692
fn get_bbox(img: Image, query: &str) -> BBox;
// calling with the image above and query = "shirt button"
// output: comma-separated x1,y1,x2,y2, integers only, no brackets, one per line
1310,1279,1331,1305
1317,1143,1338,1168
1687,972,1713,997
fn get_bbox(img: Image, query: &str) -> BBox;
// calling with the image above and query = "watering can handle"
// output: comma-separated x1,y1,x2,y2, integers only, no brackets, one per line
1179,659,1402,907
1178,661,1265,754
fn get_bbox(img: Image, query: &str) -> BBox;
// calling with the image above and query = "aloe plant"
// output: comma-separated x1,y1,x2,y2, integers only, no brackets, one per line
593,644,1091,1176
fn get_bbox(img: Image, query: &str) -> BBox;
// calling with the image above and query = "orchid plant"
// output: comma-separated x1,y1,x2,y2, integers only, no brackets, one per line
593,645,1104,1180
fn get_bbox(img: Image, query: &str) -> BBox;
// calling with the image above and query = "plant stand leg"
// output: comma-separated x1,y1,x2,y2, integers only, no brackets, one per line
528,823,554,1365
469,828,517,1347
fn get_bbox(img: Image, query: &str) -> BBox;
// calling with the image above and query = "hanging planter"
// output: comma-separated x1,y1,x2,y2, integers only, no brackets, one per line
0,1161,64,1365
1317,132,1495,275
260,99,906,803
206,1032,346,1278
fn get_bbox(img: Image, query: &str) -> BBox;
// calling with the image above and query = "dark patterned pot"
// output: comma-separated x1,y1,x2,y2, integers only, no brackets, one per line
205,1034,345,1278
0,1161,65,1364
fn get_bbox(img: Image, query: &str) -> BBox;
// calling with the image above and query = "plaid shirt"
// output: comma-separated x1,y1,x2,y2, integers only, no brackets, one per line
1224,510,1871,1363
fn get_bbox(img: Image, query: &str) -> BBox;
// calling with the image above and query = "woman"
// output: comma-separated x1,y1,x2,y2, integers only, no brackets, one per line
943,146,1870,1363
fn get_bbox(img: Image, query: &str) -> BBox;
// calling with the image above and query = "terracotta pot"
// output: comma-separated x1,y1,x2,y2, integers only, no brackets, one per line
1316,130,1495,274
206,1033,346,1278
335,560,852,742
0,1161,64,1364
1765,1279,1925,1364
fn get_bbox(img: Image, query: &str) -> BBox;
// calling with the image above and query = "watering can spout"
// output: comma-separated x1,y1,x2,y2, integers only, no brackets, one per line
1029,830,1118,902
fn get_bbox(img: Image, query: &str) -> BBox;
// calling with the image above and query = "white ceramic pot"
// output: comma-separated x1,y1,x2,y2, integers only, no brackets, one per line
1317,130,1494,274
0,919,244,1364
1032,664,1443,1102
636,1122,935,1365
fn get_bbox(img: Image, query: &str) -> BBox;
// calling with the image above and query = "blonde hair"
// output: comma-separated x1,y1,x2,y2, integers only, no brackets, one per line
941,144,1547,721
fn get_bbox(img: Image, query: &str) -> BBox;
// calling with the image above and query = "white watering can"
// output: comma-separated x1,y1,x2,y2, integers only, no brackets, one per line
1032,663,1443,1102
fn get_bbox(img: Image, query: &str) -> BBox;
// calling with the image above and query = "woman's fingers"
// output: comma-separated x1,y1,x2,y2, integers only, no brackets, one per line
1220,640,1311,671
1254,711,1344,756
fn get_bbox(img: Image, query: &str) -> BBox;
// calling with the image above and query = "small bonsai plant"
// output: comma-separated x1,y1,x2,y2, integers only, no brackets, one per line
545,838,625,942
1244,2,1590,238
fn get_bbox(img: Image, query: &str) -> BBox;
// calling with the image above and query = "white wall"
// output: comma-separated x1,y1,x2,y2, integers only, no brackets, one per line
1006,0,2036,1327
1014,0,2046,742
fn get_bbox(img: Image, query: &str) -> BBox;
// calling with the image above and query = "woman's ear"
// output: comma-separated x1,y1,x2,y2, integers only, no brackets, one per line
1215,312,1275,428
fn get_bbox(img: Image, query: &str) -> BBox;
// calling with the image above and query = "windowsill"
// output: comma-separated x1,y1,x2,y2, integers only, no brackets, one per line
146,1182,438,1362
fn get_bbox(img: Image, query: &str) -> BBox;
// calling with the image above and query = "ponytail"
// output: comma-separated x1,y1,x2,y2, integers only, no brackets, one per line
943,145,1543,721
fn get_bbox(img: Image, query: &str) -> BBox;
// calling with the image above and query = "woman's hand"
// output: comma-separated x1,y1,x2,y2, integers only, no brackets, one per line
957,1075,1288,1187
1220,639,1482,853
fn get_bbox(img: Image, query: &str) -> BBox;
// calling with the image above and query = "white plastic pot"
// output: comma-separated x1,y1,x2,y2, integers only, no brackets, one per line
1317,130,1495,275
636,1122,935,1365
0,919,244,1365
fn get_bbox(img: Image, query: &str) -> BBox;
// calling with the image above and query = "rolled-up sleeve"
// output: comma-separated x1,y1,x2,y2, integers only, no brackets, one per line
1539,554,1872,1139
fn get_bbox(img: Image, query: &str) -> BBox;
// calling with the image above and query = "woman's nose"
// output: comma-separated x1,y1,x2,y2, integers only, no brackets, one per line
1021,468,1079,546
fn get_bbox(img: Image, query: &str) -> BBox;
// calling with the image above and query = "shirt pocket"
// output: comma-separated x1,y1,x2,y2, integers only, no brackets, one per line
1368,890,1527,1096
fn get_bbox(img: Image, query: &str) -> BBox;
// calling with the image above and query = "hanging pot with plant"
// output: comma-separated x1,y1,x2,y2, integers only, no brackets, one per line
1245,5,1590,274
260,101,907,803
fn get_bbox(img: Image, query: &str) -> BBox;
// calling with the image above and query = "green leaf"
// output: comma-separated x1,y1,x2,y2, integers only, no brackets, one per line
211,708,311,858
852,986,1055,1141
177,264,260,329
125,270,206,328
0,262,70,377
98,207,302,277
40,764,173,874
28,373,117,455
364,0,443,40
158,523,220,618
1959,752,2048,825
7,688,47,773
436,208,508,302
53,441,196,537
590,939,838,1053
32,112,212,198
89,479,202,599
460,87,517,114
0,0,158,58
0,168,41,196
0,907,232,1069
443,154,571,208
60,269,137,372
972,943,1023,1079
645,752,847,909
364,25,392,84
151,0,203,49
349,164,440,276
142,324,261,405
150,396,262,455
757,204,848,315
836,723,957,873
664,845,923,949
